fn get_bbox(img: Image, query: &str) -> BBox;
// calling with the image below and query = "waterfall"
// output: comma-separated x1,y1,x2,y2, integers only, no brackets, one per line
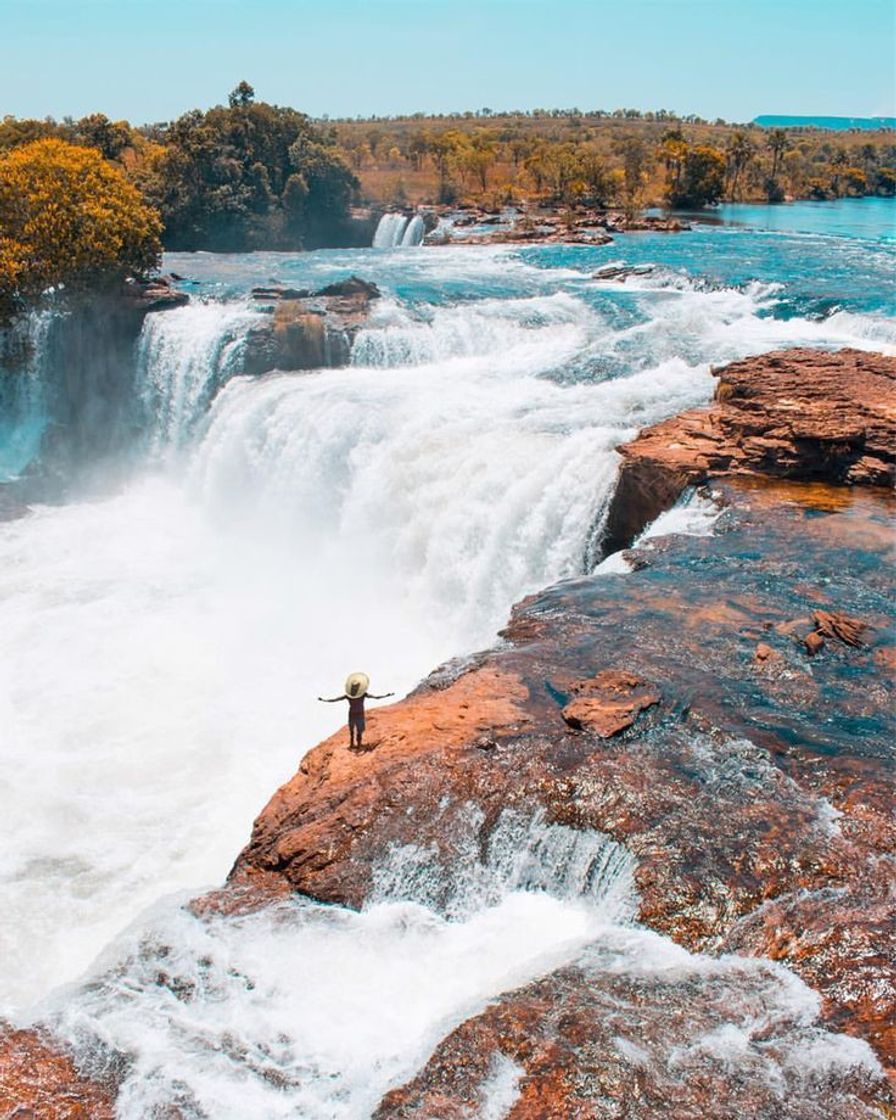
371,806,637,922
400,214,426,247
372,212,411,248
0,311,53,481
135,301,265,456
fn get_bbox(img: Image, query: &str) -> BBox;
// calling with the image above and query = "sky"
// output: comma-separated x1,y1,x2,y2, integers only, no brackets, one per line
1,0,893,125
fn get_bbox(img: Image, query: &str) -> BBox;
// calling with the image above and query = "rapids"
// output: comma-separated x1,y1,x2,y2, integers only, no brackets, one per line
1,200,893,1113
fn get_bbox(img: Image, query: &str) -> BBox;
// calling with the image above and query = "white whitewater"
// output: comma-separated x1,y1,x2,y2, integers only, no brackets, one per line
400,213,425,246
40,812,880,1119
137,300,265,456
42,810,638,1119
372,212,422,248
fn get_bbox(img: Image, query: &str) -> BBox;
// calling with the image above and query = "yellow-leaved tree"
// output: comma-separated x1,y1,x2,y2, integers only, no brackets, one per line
0,138,162,322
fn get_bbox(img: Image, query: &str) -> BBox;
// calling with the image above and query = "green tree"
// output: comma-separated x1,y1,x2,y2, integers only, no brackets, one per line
138,92,357,250
74,113,134,161
667,144,726,208
228,81,256,109
725,130,755,199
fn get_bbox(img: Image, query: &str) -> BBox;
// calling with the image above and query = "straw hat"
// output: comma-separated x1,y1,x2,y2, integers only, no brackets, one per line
345,672,369,698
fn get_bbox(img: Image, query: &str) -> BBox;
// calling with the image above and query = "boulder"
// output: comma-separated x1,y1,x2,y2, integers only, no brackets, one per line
602,348,896,553
561,669,661,736
242,276,380,375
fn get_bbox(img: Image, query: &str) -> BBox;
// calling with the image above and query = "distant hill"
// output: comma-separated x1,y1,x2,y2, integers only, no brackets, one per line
754,115,896,131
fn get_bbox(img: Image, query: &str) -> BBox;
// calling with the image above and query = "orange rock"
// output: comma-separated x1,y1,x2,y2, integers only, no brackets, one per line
805,631,825,656
561,669,660,736
813,609,869,648
603,348,896,552
0,1025,115,1119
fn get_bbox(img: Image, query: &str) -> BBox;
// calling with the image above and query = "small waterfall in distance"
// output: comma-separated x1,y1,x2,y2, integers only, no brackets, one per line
373,212,425,248
401,214,425,247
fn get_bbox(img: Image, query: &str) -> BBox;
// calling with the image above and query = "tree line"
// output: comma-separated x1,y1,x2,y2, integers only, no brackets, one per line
2,86,895,323
333,115,896,210
0,82,359,254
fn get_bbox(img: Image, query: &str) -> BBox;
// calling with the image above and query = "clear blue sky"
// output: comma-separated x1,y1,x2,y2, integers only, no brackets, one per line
1,0,893,124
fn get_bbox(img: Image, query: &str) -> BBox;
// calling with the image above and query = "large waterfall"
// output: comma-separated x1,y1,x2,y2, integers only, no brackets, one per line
1,215,894,1116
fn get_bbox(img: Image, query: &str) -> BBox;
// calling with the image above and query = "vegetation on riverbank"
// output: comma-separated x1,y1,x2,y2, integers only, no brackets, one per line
332,110,896,210
1,89,894,315
0,84,358,255
0,139,161,323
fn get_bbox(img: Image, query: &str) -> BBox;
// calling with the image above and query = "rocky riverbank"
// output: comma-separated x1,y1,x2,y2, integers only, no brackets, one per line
220,346,895,1109
3,347,893,1116
425,204,689,247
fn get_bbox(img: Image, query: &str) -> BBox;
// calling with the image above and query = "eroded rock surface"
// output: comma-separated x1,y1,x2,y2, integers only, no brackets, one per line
602,347,895,552
228,474,895,1083
243,275,380,374
375,947,888,1119
0,1024,115,1120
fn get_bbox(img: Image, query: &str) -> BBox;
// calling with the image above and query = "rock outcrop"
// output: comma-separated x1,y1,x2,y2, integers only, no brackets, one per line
0,1024,115,1119
217,348,895,1100
602,347,896,552
224,470,895,1087
436,206,689,245
242,276,380,375
119,275,189,316
375,952,887,1119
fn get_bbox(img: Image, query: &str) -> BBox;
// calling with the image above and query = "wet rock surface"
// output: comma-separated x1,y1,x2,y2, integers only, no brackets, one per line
0,1024,115,1119
223,349,895,1102
602,347,895,552
242,275,380,374
227,475,895,1089
375,947,888,1120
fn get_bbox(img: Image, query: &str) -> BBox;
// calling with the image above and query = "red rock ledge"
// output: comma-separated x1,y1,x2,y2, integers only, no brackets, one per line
601,347,895,553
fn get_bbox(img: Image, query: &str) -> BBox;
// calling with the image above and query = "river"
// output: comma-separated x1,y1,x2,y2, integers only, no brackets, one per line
0,198,893,1116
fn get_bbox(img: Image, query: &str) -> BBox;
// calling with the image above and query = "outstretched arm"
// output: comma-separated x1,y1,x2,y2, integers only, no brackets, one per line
318,695,347,702
367,692,395,700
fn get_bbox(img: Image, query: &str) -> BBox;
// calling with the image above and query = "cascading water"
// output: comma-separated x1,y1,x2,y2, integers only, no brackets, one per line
0,310,53,480
400,213,425,246
136,300,266,456
373,211,424,248
1,204,894,1114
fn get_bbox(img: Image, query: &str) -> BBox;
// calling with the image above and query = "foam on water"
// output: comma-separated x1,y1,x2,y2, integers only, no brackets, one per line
38,856,883,1119
137,300,265,455
41,810,631,1119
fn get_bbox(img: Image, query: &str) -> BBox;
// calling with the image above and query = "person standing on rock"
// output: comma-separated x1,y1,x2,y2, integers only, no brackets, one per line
318,672,394,749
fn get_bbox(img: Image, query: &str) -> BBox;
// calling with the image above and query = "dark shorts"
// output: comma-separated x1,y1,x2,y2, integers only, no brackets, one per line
349,714,365,733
